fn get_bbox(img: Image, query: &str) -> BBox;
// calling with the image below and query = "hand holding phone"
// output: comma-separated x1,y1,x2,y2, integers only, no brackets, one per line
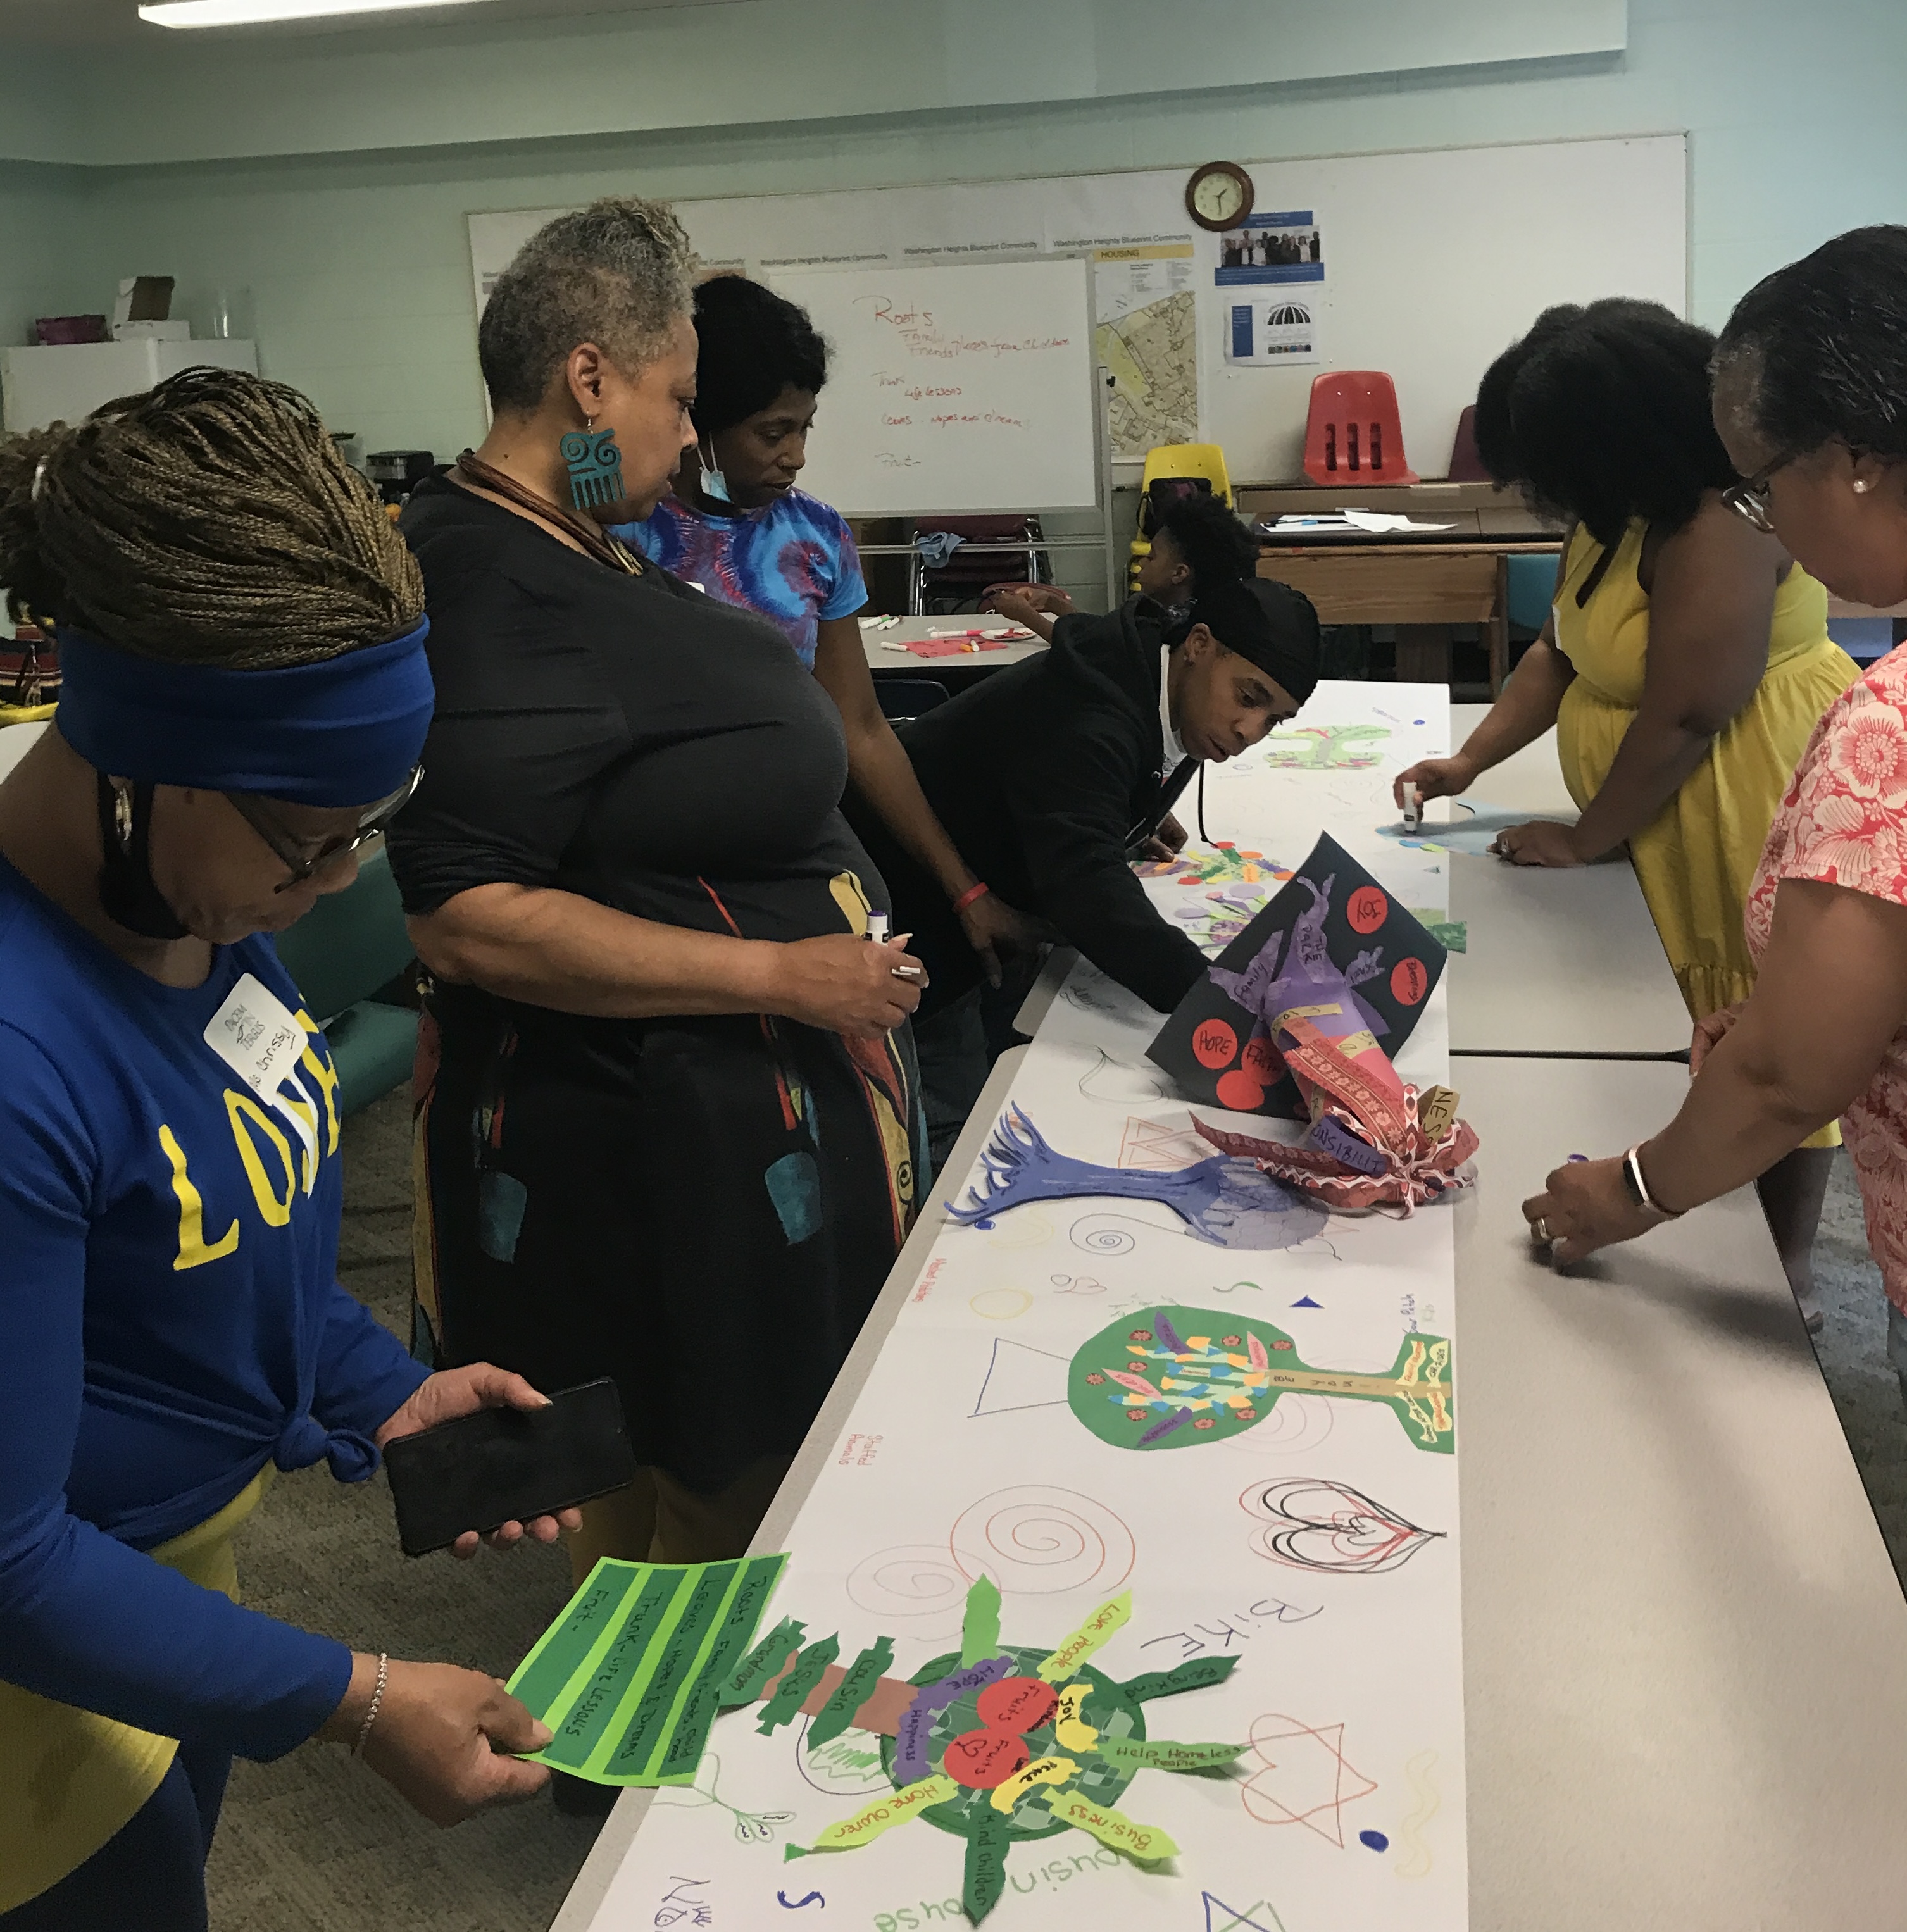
379,1369,636,1558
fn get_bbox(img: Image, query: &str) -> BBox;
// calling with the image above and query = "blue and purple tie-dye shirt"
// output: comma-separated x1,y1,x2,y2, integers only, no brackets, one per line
616,488,868,672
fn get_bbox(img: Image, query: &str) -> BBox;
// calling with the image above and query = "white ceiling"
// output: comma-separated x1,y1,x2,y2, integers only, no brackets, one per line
0,0,734,46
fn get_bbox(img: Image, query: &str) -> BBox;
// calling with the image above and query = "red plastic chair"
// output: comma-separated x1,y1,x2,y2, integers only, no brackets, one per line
1301,371,1418,485
1446,404,1488,481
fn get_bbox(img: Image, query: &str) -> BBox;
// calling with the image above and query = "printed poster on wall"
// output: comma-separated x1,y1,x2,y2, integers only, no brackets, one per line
1223,293,1323,367
1214,209,1327,285
1092,242,1199,459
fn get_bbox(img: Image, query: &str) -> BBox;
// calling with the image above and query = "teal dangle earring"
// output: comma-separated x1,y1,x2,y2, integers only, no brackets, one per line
561,418,626,509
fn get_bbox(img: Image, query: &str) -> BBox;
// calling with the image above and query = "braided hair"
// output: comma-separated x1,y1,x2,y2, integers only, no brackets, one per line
0,365,422,668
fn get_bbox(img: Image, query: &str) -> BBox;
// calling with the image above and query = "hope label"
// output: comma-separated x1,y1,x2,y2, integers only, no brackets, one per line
1391,956,1429,1005
1192,1018,1238,1069
1347,885,1389,933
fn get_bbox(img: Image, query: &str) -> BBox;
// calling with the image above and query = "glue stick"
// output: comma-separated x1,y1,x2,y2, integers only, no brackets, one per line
866,912,891,945
1402,780,1422,832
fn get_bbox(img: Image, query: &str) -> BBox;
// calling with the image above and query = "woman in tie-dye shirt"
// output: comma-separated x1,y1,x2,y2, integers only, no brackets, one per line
617,275,1037,991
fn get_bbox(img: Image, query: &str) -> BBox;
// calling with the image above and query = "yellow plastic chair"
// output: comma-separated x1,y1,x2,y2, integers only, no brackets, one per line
1130,443,1234,593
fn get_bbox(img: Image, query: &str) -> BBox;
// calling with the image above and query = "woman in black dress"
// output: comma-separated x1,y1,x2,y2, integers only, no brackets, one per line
389,198,928,1582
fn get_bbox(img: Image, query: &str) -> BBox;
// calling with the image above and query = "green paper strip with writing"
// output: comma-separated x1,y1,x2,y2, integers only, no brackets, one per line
505,1553,787,1787
960,1575,1001,1669
1035,1592,1130,1684
787,1775,958,1857
1092,1736,1244,1773
719,1616,806,1709
507,1560,645,1719
806,1636,896,1754
1047,1792,1180,1862
654,1561,794,1781
758,1636,840,1735
1120,1654,1239,1704
965,1807,1009,1924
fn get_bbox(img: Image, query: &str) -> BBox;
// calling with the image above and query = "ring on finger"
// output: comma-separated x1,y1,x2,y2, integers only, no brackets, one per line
1534,1216,1552,1243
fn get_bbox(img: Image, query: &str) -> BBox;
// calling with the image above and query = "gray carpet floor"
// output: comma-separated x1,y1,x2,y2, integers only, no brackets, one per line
203,1093,601,1932
204,1094,1907,1930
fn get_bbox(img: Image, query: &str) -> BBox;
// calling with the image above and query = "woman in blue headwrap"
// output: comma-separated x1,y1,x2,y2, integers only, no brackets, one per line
0,370,574,1929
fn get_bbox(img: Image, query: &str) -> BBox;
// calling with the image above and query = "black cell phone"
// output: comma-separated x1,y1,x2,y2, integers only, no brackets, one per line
383,1378,638,1557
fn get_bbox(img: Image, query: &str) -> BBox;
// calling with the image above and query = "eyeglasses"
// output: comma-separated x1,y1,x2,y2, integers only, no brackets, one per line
1722,453,1795,533
229,765,424,892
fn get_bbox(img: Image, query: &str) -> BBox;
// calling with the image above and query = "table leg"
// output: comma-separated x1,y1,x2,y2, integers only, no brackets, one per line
1487,554,1510,696
1394,623,1453,685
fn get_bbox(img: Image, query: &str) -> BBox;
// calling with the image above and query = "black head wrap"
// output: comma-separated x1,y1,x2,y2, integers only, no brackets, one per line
1184,576,1320,705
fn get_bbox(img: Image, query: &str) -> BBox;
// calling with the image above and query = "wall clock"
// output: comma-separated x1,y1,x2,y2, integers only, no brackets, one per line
1185,160,1254,232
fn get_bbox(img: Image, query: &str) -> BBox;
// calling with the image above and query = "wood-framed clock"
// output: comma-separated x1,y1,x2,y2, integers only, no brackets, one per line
1185,160,1255,232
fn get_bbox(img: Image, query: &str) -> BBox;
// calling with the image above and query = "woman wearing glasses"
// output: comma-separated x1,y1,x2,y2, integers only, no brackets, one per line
0,370,571,1930
1524,230,1907,1392
1395,297,1856,1329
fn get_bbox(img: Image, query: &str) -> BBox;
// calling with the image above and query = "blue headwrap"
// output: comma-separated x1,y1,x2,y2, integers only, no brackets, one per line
55,618,435,807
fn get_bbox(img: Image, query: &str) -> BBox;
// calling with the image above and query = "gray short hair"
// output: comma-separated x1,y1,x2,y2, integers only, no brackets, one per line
478,196,696,412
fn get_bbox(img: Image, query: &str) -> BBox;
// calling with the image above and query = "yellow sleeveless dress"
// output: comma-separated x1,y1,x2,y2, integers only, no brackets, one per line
1554,521,1857,1144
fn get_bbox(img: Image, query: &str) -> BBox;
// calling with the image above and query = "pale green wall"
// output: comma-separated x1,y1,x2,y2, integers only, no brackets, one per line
0,163,96,358
0,0,1623,168
8,0,1907,468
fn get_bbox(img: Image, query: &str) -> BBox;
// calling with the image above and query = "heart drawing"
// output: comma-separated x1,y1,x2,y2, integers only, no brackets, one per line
1239,1477,1444,1575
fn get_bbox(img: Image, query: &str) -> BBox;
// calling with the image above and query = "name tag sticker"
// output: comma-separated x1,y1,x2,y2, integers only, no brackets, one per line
204,975,320,1179
206,973,306,1097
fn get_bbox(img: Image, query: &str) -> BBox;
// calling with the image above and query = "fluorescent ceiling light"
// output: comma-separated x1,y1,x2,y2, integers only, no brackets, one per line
141,0,487,27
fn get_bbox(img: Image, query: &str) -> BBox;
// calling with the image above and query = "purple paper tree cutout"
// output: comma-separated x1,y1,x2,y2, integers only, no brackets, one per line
945,1109,1325,1250
1208,873,1387,1057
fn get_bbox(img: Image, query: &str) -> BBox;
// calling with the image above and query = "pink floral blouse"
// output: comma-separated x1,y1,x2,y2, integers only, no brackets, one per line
1746,647,1907,1314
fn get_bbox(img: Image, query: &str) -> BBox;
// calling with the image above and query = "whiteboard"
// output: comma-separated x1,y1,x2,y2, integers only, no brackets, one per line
469,133,1687,487
761,259,1097,516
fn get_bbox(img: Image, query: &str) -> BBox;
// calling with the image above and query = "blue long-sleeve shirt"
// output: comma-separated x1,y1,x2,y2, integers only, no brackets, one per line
0,854,428,1759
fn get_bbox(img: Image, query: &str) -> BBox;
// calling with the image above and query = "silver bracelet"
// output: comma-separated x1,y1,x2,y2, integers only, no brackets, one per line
1623,1142,1683,1218
353,1652,389,1757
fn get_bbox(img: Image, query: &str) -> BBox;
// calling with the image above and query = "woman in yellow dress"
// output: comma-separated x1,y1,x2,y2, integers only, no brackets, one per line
1397,298,1857,1328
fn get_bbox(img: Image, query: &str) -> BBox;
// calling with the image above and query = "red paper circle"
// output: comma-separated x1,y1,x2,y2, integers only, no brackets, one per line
1347,885,1389,933
1241,1034,1281,1080
1216,1069,1266,1111
1192,1018,1239,1069
1390,957,1429,1005
976,1677,1058,1735
942,1727,1031,1790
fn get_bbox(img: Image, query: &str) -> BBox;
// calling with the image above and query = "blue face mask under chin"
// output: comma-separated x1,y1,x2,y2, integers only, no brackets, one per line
697,442,732,506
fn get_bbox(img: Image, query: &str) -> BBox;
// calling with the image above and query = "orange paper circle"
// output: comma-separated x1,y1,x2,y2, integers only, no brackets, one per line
1347,885,1389,933
1192,1018,1239,1069
943,1727,1032,1790
1216,1069,1266,1111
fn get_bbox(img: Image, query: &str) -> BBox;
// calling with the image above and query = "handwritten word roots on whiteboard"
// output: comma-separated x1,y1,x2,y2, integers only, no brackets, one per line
765,258,1098,517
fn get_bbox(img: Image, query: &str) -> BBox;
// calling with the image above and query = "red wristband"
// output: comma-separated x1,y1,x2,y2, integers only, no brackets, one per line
951,882,992,916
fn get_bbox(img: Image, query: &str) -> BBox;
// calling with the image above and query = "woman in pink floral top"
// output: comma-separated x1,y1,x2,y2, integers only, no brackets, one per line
1526,227,1907,1380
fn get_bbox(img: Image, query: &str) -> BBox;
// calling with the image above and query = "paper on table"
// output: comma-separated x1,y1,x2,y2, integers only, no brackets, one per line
1338,508,1453,533
506,1552,787,1786
1378,798,1554,858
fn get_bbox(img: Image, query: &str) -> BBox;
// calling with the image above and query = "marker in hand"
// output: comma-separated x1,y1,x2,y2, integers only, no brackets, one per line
1401,780,1422,833
867,913,923,980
